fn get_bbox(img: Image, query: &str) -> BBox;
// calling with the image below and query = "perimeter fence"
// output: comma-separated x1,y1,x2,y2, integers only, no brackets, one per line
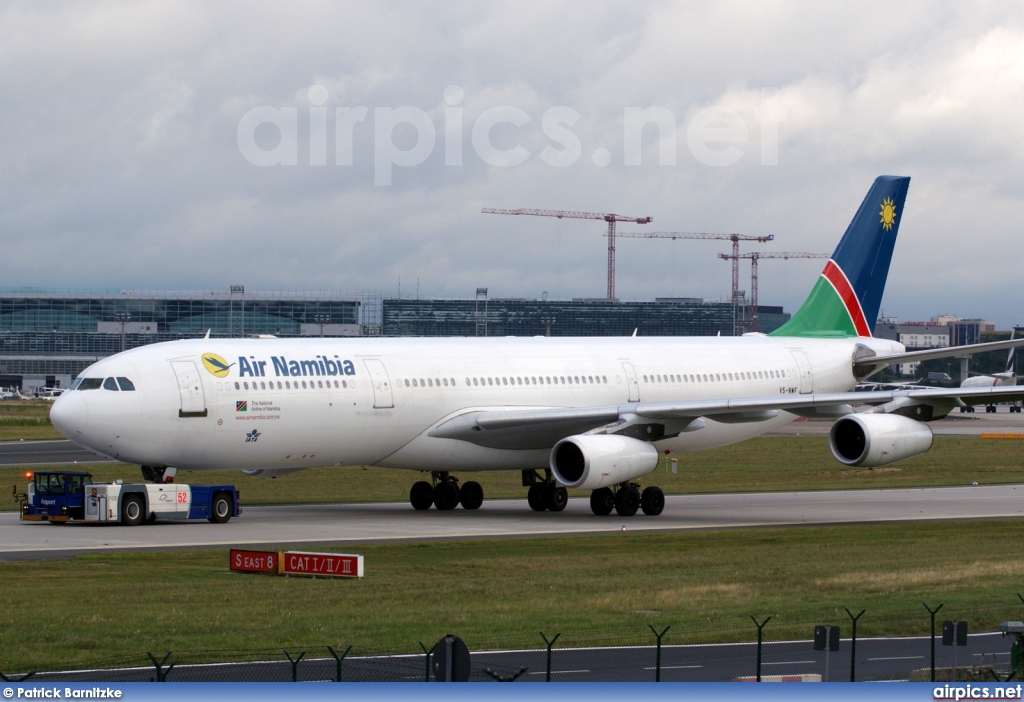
5,599,1024,683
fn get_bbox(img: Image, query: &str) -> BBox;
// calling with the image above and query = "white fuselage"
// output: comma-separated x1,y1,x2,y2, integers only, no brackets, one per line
50,334,904,474
961,372,1017,389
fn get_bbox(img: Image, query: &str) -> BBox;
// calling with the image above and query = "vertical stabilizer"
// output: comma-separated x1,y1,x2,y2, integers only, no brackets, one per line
770,176,910,338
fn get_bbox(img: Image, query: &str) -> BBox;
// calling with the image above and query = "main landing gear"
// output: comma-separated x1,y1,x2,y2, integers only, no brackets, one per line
409,472,484,511
520,470,665,517
589,484,664,517
523,469,568,512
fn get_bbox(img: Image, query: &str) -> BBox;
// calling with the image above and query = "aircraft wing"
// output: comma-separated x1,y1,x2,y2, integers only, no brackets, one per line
430,386,1024,450
856,337,1024,374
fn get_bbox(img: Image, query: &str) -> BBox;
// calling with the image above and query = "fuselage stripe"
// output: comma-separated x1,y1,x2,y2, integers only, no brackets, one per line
822,260,872,337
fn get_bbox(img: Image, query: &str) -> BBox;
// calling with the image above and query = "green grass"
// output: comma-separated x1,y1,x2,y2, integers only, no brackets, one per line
2,520,1024,671
0,400,62,441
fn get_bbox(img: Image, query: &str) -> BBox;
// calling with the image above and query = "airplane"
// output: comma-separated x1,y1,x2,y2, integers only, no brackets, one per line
49,176,1024,518
960,331,1020,413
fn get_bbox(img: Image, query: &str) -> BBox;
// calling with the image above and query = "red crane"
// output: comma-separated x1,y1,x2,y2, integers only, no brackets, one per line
481,208,653,301
617,231,775,334
717,251,830,332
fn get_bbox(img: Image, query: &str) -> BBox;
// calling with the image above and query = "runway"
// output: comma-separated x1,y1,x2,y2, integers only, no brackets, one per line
0,439,111,466
3,483,1023,560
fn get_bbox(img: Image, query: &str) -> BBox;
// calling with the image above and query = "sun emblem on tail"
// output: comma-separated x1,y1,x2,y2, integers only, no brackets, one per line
879,197,897,231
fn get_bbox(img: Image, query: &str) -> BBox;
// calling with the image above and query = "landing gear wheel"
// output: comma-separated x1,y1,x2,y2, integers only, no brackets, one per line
545,485,568,512
590,488,615,516
640,486,665,516
121,494,144,526
433,481,460,511
614,486,640,517
410,481,434,510
209,492,233,523
527,483,547,511
460,481,484,510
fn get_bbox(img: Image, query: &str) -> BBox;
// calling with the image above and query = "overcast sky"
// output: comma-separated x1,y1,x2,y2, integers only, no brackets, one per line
2,1,1022,328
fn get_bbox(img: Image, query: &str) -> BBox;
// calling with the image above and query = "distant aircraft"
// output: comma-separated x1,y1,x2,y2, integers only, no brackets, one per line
49,176,1024,517
960,332,1019,413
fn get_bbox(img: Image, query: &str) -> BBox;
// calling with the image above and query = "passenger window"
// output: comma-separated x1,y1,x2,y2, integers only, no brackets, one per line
116,377,135,391
78,378,103,391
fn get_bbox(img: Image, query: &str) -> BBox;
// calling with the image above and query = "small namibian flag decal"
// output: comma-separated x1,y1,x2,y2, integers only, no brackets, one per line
236,401,248,412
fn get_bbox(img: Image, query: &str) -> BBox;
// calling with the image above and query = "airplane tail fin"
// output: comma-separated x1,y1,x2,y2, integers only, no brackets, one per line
769,175,911,338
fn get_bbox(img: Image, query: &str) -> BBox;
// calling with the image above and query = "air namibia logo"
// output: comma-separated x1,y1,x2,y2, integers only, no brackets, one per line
879,197,897,231
202,353,234,378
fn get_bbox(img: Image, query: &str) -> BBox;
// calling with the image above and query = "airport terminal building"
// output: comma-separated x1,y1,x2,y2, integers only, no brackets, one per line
0,288,788,391
381,297,789,338
0,288,361,391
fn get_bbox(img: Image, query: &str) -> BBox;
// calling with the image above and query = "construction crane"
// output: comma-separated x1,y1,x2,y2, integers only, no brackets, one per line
481,208,653,301
717,251,830,332
617,231,775,335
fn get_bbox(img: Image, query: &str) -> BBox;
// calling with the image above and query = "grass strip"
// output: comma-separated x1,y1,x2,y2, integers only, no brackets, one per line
1,519,1024,671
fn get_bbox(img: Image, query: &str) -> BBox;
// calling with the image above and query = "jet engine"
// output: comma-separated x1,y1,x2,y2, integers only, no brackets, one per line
550,434,660,490
828,413,933,468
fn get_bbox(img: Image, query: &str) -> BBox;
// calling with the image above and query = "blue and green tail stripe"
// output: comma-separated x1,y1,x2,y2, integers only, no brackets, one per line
771,175,911,339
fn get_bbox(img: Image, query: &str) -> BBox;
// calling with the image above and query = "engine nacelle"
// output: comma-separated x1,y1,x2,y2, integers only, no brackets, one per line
241,467,308,478
550,434,660,490
829,413,933,467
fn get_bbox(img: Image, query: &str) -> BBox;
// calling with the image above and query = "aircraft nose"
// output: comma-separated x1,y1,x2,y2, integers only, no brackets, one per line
49,391,89,439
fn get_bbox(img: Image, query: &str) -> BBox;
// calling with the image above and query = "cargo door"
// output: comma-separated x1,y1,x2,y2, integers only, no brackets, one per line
362,358,394,409
789,349,814,394
621,361,640,402
171,360,208,417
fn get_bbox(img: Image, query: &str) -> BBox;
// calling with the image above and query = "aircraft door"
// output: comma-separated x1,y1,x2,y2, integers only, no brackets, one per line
789,350,813,394
362,358,394,409
621,361,640,402
171,360,208,417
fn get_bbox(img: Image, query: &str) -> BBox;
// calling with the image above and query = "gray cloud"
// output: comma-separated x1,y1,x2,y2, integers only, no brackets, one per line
1,1,1022,327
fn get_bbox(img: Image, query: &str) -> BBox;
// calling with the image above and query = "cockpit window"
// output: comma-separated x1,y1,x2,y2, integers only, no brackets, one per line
116,377,136,391
77,378,103,391
103,377,119,391
69,378,83,391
